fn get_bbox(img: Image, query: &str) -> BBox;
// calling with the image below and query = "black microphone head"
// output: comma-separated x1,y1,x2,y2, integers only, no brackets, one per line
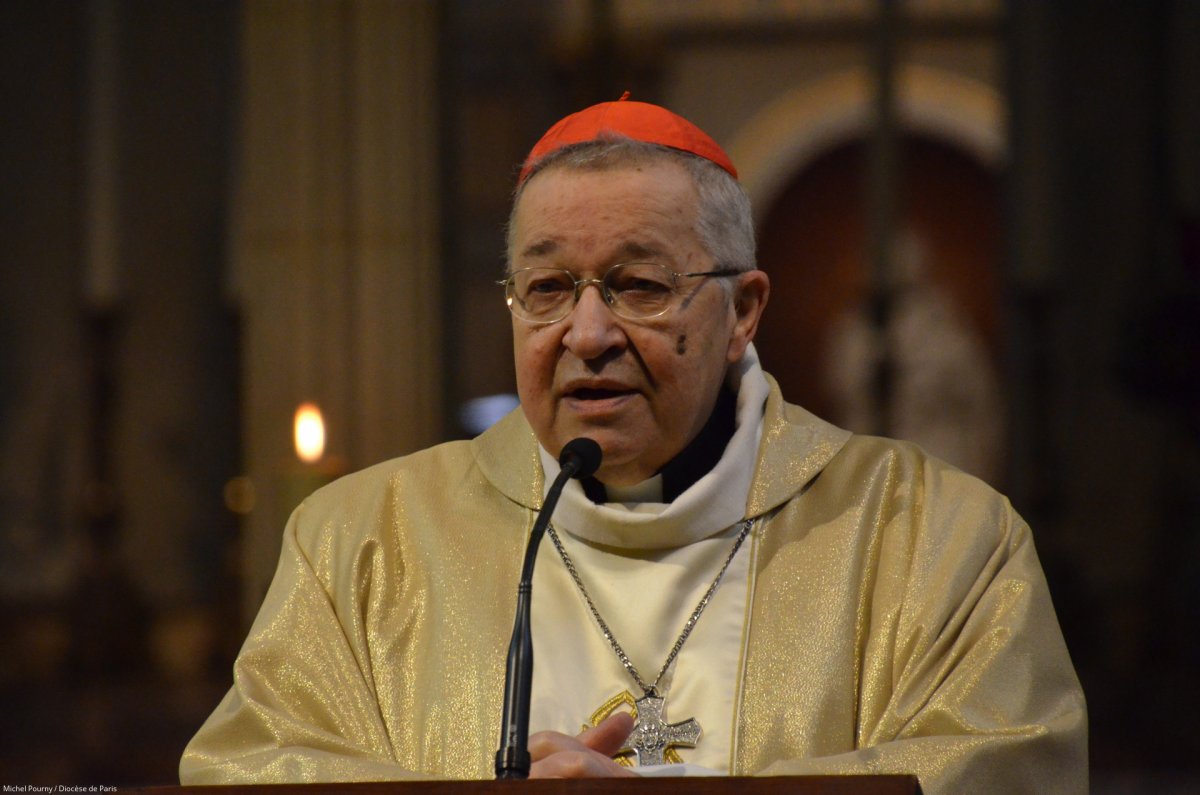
558,437,603,480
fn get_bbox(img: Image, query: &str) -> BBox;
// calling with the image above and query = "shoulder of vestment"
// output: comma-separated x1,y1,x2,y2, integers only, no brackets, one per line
282,429,537,585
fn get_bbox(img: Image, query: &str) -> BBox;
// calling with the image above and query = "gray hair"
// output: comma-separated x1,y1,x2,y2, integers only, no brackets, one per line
506,137,756,276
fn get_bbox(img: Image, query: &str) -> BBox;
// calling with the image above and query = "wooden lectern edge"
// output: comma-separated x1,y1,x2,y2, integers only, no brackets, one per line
116,774,920,795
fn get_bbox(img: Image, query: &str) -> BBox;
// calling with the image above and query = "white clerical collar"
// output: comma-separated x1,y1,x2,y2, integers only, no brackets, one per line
539,343,768,550
605,475,664,504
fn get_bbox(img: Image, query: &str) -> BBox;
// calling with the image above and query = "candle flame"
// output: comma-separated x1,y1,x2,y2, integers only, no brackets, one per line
294,402,326,464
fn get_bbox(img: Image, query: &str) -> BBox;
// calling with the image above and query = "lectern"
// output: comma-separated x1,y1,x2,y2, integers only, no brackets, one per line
118,776,920,794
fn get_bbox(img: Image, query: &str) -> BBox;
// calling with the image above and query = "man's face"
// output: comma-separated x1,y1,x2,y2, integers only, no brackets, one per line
509,160,762,486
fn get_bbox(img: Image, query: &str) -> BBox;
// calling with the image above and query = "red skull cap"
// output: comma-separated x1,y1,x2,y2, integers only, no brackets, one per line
518,91,738,185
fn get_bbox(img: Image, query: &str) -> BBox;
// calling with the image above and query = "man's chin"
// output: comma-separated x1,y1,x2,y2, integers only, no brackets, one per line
572,436,664,486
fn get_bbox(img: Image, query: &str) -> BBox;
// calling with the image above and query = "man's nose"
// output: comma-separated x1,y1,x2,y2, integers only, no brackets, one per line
561,282,625,359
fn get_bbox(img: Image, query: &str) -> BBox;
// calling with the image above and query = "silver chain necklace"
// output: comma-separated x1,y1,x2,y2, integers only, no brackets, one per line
544,518,754,765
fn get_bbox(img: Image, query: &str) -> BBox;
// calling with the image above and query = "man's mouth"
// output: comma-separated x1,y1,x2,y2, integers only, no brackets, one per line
569,387,636,400
561,383,640,416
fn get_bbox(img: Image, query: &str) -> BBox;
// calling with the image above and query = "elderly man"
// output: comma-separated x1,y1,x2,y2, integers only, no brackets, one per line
181,98,1087,792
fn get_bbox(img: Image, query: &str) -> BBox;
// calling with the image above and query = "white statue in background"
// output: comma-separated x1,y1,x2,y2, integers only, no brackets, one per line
824,230,1005,485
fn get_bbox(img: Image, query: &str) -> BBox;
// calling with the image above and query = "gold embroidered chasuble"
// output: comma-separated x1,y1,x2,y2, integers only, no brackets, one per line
180,376,1087,792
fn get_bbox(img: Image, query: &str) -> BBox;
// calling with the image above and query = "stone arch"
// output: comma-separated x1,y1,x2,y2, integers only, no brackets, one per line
728,65,1005,220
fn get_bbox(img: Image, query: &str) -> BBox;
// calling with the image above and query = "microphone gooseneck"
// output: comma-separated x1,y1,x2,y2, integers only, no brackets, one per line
494,437,603,780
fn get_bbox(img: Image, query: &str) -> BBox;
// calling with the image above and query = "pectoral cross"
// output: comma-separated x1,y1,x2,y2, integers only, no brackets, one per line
621,693,702,766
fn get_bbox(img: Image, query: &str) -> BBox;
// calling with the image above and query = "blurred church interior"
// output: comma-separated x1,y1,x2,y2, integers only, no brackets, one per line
1,0,1198,789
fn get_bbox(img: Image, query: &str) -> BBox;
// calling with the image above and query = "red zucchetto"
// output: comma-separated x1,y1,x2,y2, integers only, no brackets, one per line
518,91,738,185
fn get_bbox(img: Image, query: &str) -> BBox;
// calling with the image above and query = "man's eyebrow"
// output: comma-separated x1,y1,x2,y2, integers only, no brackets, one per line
520,239,558,259
518,239,664,262
614,241,663,261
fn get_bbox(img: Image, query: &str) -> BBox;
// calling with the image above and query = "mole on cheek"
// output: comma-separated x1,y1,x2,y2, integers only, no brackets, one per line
676,334,687,355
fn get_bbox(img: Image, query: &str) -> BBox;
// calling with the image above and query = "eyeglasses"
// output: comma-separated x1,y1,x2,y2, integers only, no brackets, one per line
500,261,743,324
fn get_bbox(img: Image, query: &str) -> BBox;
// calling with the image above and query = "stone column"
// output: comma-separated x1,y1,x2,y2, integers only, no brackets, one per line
231,0,442,619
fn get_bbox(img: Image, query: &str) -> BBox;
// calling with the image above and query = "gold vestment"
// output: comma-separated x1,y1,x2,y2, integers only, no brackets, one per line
181,377,1087,792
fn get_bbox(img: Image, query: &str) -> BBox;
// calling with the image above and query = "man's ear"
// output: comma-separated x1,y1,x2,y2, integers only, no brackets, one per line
726,269,770,363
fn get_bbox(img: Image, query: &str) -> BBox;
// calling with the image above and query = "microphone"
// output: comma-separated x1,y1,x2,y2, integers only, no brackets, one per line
494,437,602,779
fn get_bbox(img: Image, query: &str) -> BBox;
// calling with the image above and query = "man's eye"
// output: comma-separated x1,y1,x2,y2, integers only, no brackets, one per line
527,278,570,295
613,276,671,293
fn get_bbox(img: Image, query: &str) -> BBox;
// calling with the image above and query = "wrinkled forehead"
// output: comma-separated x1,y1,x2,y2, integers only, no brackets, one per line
509,161,703,271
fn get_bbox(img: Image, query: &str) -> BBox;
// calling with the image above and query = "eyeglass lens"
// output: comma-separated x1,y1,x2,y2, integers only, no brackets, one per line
507,262,677,322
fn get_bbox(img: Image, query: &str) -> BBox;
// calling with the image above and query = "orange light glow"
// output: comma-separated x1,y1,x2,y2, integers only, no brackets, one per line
294,402,326,464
